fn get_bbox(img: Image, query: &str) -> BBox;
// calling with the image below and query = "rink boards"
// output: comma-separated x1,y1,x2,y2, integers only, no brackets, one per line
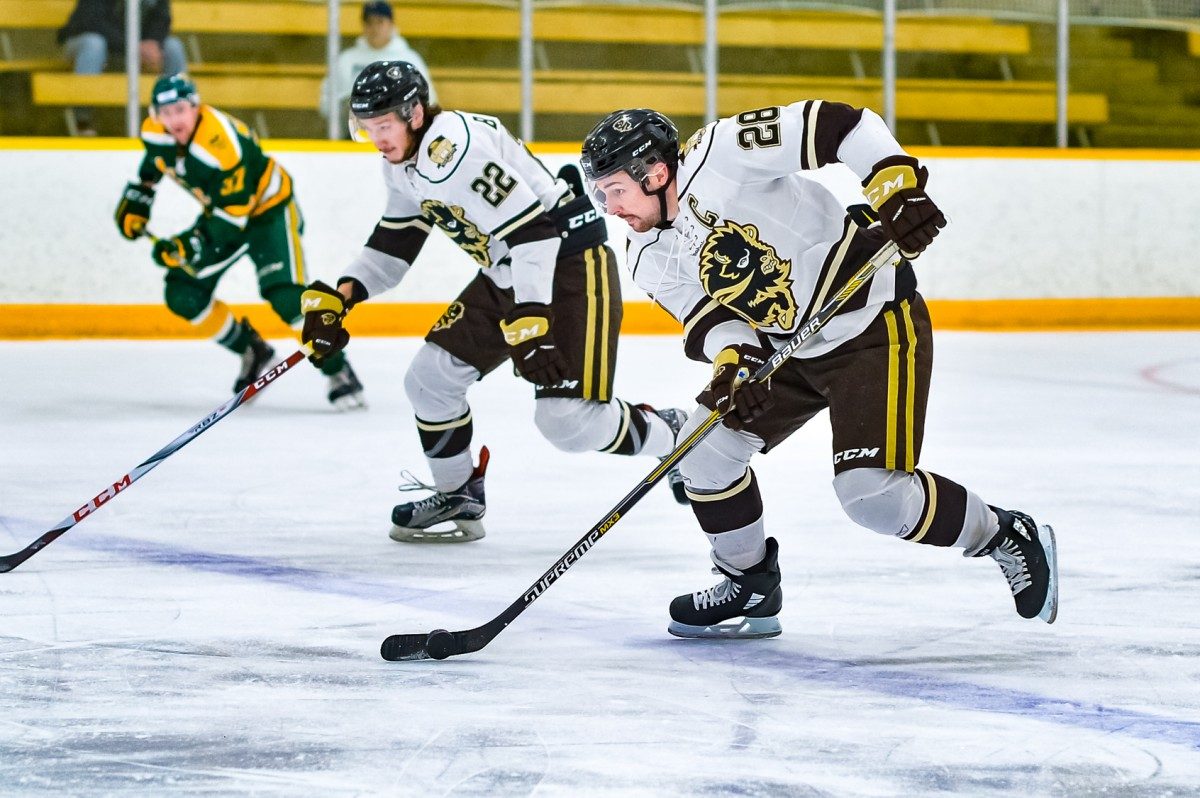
1,138,1198,337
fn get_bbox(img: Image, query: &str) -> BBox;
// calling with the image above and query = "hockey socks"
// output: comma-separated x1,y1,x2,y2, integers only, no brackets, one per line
599,399,675,458
414,410,475,491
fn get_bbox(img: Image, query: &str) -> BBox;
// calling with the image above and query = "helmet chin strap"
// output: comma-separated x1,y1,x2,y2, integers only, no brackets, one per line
641,164,678,230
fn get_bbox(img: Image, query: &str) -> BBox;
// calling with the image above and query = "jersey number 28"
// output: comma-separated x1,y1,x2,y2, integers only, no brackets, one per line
735,107,782,150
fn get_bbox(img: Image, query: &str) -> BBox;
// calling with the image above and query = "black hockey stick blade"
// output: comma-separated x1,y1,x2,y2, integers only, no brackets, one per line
380,633,432,661
381,627,491,661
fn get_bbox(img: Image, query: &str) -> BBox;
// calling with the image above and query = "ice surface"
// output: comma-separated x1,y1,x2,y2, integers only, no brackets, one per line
2,333,1199,796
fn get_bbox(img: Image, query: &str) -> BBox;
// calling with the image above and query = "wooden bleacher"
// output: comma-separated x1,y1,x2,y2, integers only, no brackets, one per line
6,0,1099,141
0,0,1030,54
0,58,62,73
30,69,1109,125
8,58,328,77
33,72,321,110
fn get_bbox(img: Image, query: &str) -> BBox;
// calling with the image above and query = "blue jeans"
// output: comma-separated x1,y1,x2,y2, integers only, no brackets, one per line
63,32,188,126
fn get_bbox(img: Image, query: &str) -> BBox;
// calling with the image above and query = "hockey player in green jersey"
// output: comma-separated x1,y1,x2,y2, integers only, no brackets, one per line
114,73,366,409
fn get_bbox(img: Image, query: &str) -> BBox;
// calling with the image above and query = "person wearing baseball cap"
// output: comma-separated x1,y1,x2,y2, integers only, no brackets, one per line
320,0,437,134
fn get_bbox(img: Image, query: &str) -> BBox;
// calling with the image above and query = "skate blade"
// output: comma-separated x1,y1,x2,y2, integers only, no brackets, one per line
1038,524,1058,624
332,394,368,412
667,616,782,640
389,518,485,543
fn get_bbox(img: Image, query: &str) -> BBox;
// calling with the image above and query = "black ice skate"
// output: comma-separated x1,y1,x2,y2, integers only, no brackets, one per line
976,507,1058,623
390,447,489,543
233,320,275,394
326,359,367,411
668,537,783,639
638,404,689,505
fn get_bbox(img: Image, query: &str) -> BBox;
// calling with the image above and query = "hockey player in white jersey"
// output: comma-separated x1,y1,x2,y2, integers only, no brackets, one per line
300,62,688,543
581,105,1058,637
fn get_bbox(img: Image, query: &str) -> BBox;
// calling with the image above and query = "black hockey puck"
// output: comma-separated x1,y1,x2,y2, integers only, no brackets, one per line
425,629,455,660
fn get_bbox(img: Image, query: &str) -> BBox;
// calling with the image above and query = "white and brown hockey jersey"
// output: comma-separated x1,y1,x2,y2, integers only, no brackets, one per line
626,101,913,363
343,110,570,304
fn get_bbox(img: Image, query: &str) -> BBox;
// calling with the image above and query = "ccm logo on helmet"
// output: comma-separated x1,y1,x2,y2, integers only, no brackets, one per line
632,141,652,157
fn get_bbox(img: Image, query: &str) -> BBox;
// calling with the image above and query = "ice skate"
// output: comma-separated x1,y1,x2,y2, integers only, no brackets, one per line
326,358,367,411
977,507,1058,623
390,447,489,543
232,320,275,393
638,404,689,505
668,537,783,639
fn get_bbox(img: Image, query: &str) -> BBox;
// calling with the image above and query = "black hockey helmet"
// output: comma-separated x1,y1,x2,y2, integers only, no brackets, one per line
349,60,429,122
581,109,679,185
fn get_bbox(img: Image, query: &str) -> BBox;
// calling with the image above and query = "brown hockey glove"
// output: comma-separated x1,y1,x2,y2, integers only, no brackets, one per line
696,343,774,431
863,155,946,258
499,302,569,387
300,280,350,364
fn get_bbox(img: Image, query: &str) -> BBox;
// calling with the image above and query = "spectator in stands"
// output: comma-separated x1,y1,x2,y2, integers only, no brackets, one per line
320,0,437,137
57,0,188,135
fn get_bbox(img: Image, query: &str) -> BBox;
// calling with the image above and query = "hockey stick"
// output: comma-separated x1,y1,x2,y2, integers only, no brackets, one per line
0,346,313,573
380,239,903,661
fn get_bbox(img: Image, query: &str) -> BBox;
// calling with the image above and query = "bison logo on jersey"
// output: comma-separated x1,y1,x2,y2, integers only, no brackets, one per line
432,301,465,332
420,201,492,268
699,220,797,331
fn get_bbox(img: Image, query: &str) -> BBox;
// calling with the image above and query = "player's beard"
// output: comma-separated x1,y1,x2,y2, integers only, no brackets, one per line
622,211,659,233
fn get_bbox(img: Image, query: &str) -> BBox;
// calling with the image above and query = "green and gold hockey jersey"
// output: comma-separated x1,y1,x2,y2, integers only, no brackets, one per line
138,104,293,251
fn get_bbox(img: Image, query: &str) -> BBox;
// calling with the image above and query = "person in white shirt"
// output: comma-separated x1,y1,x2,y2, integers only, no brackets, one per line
581,106,1058,639
319,1,437,133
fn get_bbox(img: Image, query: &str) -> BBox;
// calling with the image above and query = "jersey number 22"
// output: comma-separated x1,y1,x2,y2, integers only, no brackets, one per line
471,162,517,207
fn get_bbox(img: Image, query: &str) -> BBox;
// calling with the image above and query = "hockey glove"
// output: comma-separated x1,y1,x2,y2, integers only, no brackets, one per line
499,302,569,387
697,344,774,431
863,155,946,258
300,280,351,364
115,181,155,240
151,227,204,276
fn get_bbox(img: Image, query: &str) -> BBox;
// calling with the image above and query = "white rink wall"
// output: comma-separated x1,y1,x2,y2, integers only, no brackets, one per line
1,143,1199,304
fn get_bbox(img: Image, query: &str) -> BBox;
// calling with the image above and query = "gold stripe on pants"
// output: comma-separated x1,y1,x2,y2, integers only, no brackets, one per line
597,246,611,401
583,248,598,399
884,301,918,472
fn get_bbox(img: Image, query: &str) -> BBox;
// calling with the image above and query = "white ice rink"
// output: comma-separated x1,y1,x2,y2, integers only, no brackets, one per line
2,332,1199,795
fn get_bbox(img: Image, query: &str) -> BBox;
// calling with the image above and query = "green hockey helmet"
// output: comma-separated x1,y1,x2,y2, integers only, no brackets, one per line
150,73,199,112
